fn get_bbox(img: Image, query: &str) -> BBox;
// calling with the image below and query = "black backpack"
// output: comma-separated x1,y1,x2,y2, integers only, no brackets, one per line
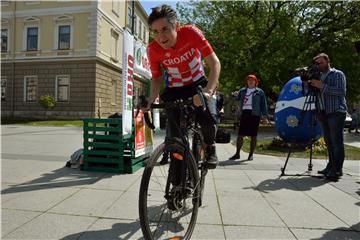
215,129,231,144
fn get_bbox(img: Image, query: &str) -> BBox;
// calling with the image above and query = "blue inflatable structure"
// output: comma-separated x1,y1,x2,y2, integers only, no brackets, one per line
275,76,323,144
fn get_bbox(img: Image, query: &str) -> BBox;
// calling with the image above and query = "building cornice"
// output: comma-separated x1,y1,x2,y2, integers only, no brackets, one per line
1,5,94,18
135,0,149,20
2,56,98,63
97,7,124,34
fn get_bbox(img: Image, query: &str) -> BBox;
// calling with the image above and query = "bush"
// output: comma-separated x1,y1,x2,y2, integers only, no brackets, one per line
39,94,55,110
257,136,327,154
305,137,327,154
257,136,289,150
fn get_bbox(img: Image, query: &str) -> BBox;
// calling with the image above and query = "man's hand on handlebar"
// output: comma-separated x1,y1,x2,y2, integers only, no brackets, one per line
193,89,211,107
138,95,151,113
140,102,151,113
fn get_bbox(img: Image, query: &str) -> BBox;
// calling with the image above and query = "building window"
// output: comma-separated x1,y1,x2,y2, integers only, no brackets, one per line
111,79,117,105
139,21,142,39
58,25,70,50
1,76,6,101
111,30,119,62
1,1,10,6
1,29,8,52
24,76,37,102
56,75,70,102
27,27,38,51
54,15,73,50
134,15,137,35
127,6,132,29
143,26,146,41
112,0,120,16
25,0,40,4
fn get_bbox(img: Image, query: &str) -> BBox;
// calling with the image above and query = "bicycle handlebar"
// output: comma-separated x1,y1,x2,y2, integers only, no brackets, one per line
134,96,159,130
196,86,207,112
135,86,207,130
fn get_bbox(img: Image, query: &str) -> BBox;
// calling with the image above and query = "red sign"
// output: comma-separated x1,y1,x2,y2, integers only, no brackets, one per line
134,111,145,156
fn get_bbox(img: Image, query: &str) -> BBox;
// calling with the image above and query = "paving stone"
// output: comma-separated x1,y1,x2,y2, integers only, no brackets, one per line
289,182,360,231
213,169,249,180
218,195,285,227
49,188,124,217
3,213,96,240
86,173,141,192
102,191,140,220
78,218,143,240
2,187,79,211
224,225,296,239
265,191,349,229
197,194,222,225
191,223,225,239
1,209,41,237
214,179,263,198
291,227,360,240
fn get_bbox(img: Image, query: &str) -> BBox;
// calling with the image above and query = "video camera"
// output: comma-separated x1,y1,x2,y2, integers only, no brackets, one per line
295,65,321,93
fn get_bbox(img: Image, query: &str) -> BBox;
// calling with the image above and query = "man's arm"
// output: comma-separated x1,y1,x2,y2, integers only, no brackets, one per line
146,77,163,110
261,91,269,118
203,52,221,94
310,72,346,97
321,72,346,97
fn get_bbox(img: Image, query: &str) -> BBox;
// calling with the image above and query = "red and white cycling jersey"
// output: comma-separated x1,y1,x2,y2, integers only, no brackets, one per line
147,25,214,88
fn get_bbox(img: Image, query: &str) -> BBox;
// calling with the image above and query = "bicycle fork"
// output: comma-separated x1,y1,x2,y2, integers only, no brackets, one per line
164,152,189,211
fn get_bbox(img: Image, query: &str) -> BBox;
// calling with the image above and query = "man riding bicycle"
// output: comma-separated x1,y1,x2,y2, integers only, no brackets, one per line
143,5,221,169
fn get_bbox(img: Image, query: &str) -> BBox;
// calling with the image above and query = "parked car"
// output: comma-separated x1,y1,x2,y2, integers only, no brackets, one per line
345,112,352,129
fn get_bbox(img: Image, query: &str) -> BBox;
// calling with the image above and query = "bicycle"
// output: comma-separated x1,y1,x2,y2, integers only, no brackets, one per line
137,87,209,240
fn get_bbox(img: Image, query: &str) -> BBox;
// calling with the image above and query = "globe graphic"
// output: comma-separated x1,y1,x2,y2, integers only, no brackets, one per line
275,76,323,144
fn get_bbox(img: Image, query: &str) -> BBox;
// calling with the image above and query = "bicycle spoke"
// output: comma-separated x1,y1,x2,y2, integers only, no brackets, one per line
139,143,200,240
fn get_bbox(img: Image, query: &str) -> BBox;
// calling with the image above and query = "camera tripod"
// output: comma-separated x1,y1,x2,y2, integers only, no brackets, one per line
280,88,324,176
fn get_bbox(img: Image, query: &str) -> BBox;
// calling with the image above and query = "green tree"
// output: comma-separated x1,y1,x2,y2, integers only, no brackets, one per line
177,1,360,103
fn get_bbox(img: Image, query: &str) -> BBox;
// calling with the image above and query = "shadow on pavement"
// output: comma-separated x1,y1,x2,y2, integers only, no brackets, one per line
247,176,328,193
1,167,110,195
61,204,191,240
219,158,252,166
344,131,360,144
60,221,142,240
310,222,360,239
356,182,360,207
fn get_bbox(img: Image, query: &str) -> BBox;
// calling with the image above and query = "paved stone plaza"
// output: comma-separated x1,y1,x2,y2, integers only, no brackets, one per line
1,125,359,239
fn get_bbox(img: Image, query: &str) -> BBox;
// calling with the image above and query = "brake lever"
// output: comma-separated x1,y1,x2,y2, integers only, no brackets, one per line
196,86,207,112
144,112,156,130
135,95,148,118
135,95,156,130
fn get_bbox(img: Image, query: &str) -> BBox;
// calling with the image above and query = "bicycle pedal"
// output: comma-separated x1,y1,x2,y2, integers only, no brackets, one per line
205,162,217,169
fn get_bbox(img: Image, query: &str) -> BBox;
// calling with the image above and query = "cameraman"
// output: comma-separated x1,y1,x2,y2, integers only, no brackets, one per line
309,53,347,181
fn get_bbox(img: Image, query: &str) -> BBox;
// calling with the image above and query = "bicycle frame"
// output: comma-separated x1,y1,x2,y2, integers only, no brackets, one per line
138,86,209,239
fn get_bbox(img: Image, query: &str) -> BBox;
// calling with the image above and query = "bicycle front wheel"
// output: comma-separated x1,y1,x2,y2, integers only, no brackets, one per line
139,142,200,240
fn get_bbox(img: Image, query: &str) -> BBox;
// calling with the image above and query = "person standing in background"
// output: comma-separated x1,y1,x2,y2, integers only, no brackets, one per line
310,53,347,181
230,75,268,160
208,85,224,124
350,109,359,133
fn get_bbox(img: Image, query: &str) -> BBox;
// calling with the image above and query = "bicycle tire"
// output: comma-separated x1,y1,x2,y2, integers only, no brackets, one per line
191,132,207,207
192,132,205,164
139,142,200,240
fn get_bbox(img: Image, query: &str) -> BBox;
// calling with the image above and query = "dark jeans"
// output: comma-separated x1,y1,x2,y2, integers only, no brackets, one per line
321,112,346,173
165,105,216,145
160,78,216,145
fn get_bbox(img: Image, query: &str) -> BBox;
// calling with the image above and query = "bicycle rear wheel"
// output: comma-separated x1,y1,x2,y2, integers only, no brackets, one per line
139,142,200,240
191,132,207,207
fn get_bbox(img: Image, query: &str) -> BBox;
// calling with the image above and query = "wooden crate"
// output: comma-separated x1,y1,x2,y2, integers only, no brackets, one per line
83,118,148,174
83,118,126,173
